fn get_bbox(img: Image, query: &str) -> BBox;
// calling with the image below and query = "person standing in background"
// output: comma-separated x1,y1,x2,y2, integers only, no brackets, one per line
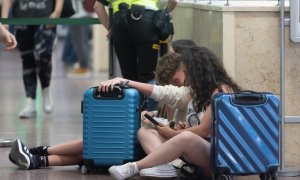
1,0,64,118
66,0,93,78
94,0,177,111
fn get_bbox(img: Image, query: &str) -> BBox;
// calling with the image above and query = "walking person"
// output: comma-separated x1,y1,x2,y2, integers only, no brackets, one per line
67,0,93,78
1,0,64,118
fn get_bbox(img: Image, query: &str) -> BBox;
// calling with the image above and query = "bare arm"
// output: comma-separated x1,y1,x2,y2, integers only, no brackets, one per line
0,1,17,50
157,84,233,139
1,0,12,19
156,104,211,139
94,1,109,30
0,23,17,50
50,0,64,18
98,77,154,97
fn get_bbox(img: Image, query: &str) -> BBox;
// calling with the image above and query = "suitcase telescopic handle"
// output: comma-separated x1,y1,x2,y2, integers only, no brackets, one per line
232,91,266,105
93,86,124,99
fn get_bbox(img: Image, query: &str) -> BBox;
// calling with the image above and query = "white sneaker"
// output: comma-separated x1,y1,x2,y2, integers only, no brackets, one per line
108,162,139,180
139,164,178,178
169,158,186,169
19,98,36,118
42,87,53,114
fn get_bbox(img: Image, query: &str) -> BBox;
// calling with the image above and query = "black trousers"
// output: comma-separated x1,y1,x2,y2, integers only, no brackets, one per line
15,25,56,99
112,10,159,83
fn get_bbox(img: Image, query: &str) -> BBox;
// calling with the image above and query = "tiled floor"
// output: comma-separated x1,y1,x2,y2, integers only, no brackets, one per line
0,41,112,180
0,41,300,180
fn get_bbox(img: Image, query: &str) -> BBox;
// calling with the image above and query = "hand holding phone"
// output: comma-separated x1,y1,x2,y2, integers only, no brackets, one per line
144,114,160,126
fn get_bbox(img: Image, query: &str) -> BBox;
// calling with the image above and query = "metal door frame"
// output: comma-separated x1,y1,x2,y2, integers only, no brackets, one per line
278,0,300,176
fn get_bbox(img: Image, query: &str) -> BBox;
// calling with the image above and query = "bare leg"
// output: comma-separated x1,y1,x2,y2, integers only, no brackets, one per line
47,139,83,156
136,131,211,176
48,155,83,166
137,126,167,154
46,139,83,166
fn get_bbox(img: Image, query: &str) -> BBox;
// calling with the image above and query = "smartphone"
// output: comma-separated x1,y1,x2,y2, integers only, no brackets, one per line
144,114,160,126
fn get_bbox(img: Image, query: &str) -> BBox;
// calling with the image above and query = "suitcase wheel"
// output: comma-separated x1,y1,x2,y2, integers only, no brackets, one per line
81,165,89,174
259,173,277,180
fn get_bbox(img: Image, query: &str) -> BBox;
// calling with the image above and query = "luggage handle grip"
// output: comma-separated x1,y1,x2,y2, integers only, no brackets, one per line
93,86,124,99
232,91,266,105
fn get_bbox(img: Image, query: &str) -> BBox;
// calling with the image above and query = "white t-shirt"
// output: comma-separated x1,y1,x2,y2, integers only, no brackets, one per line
150,85,203,127
185,101,204,127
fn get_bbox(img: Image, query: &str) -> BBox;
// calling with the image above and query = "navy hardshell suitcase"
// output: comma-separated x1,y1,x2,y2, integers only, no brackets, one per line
211,91,279,180
82,86,141,172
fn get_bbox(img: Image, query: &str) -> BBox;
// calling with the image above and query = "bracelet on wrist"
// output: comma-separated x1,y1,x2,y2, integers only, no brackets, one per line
122,80,130,86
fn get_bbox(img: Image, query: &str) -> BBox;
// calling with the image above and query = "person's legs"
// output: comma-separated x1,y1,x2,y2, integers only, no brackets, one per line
34,25,56,114
112,20,138,81
137,127,178,177
131,11,159,83
29,139,83,156
9,139,84,169
45,139,84,166
69,25,90,69
15,25,37,118
137,126,167,154
67,25,91,78
137,131,211,175
47,139,83,156
34,25,55,90
32,139,83,167
130,12,159,110
109,131,211,179
62,28,78,66
47,155,83,166
135,41,159,83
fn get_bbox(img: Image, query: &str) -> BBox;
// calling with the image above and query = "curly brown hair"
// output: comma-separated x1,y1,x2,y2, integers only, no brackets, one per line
181,46,241,111
155,40,196,85
155,53,182,85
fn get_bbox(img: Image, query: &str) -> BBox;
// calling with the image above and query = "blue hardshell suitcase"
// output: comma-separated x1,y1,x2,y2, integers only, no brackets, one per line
82,86,141,170
211,91,279,179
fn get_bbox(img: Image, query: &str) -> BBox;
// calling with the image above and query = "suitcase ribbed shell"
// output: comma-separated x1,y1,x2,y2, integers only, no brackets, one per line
83,87,141,166
212,92,279,175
